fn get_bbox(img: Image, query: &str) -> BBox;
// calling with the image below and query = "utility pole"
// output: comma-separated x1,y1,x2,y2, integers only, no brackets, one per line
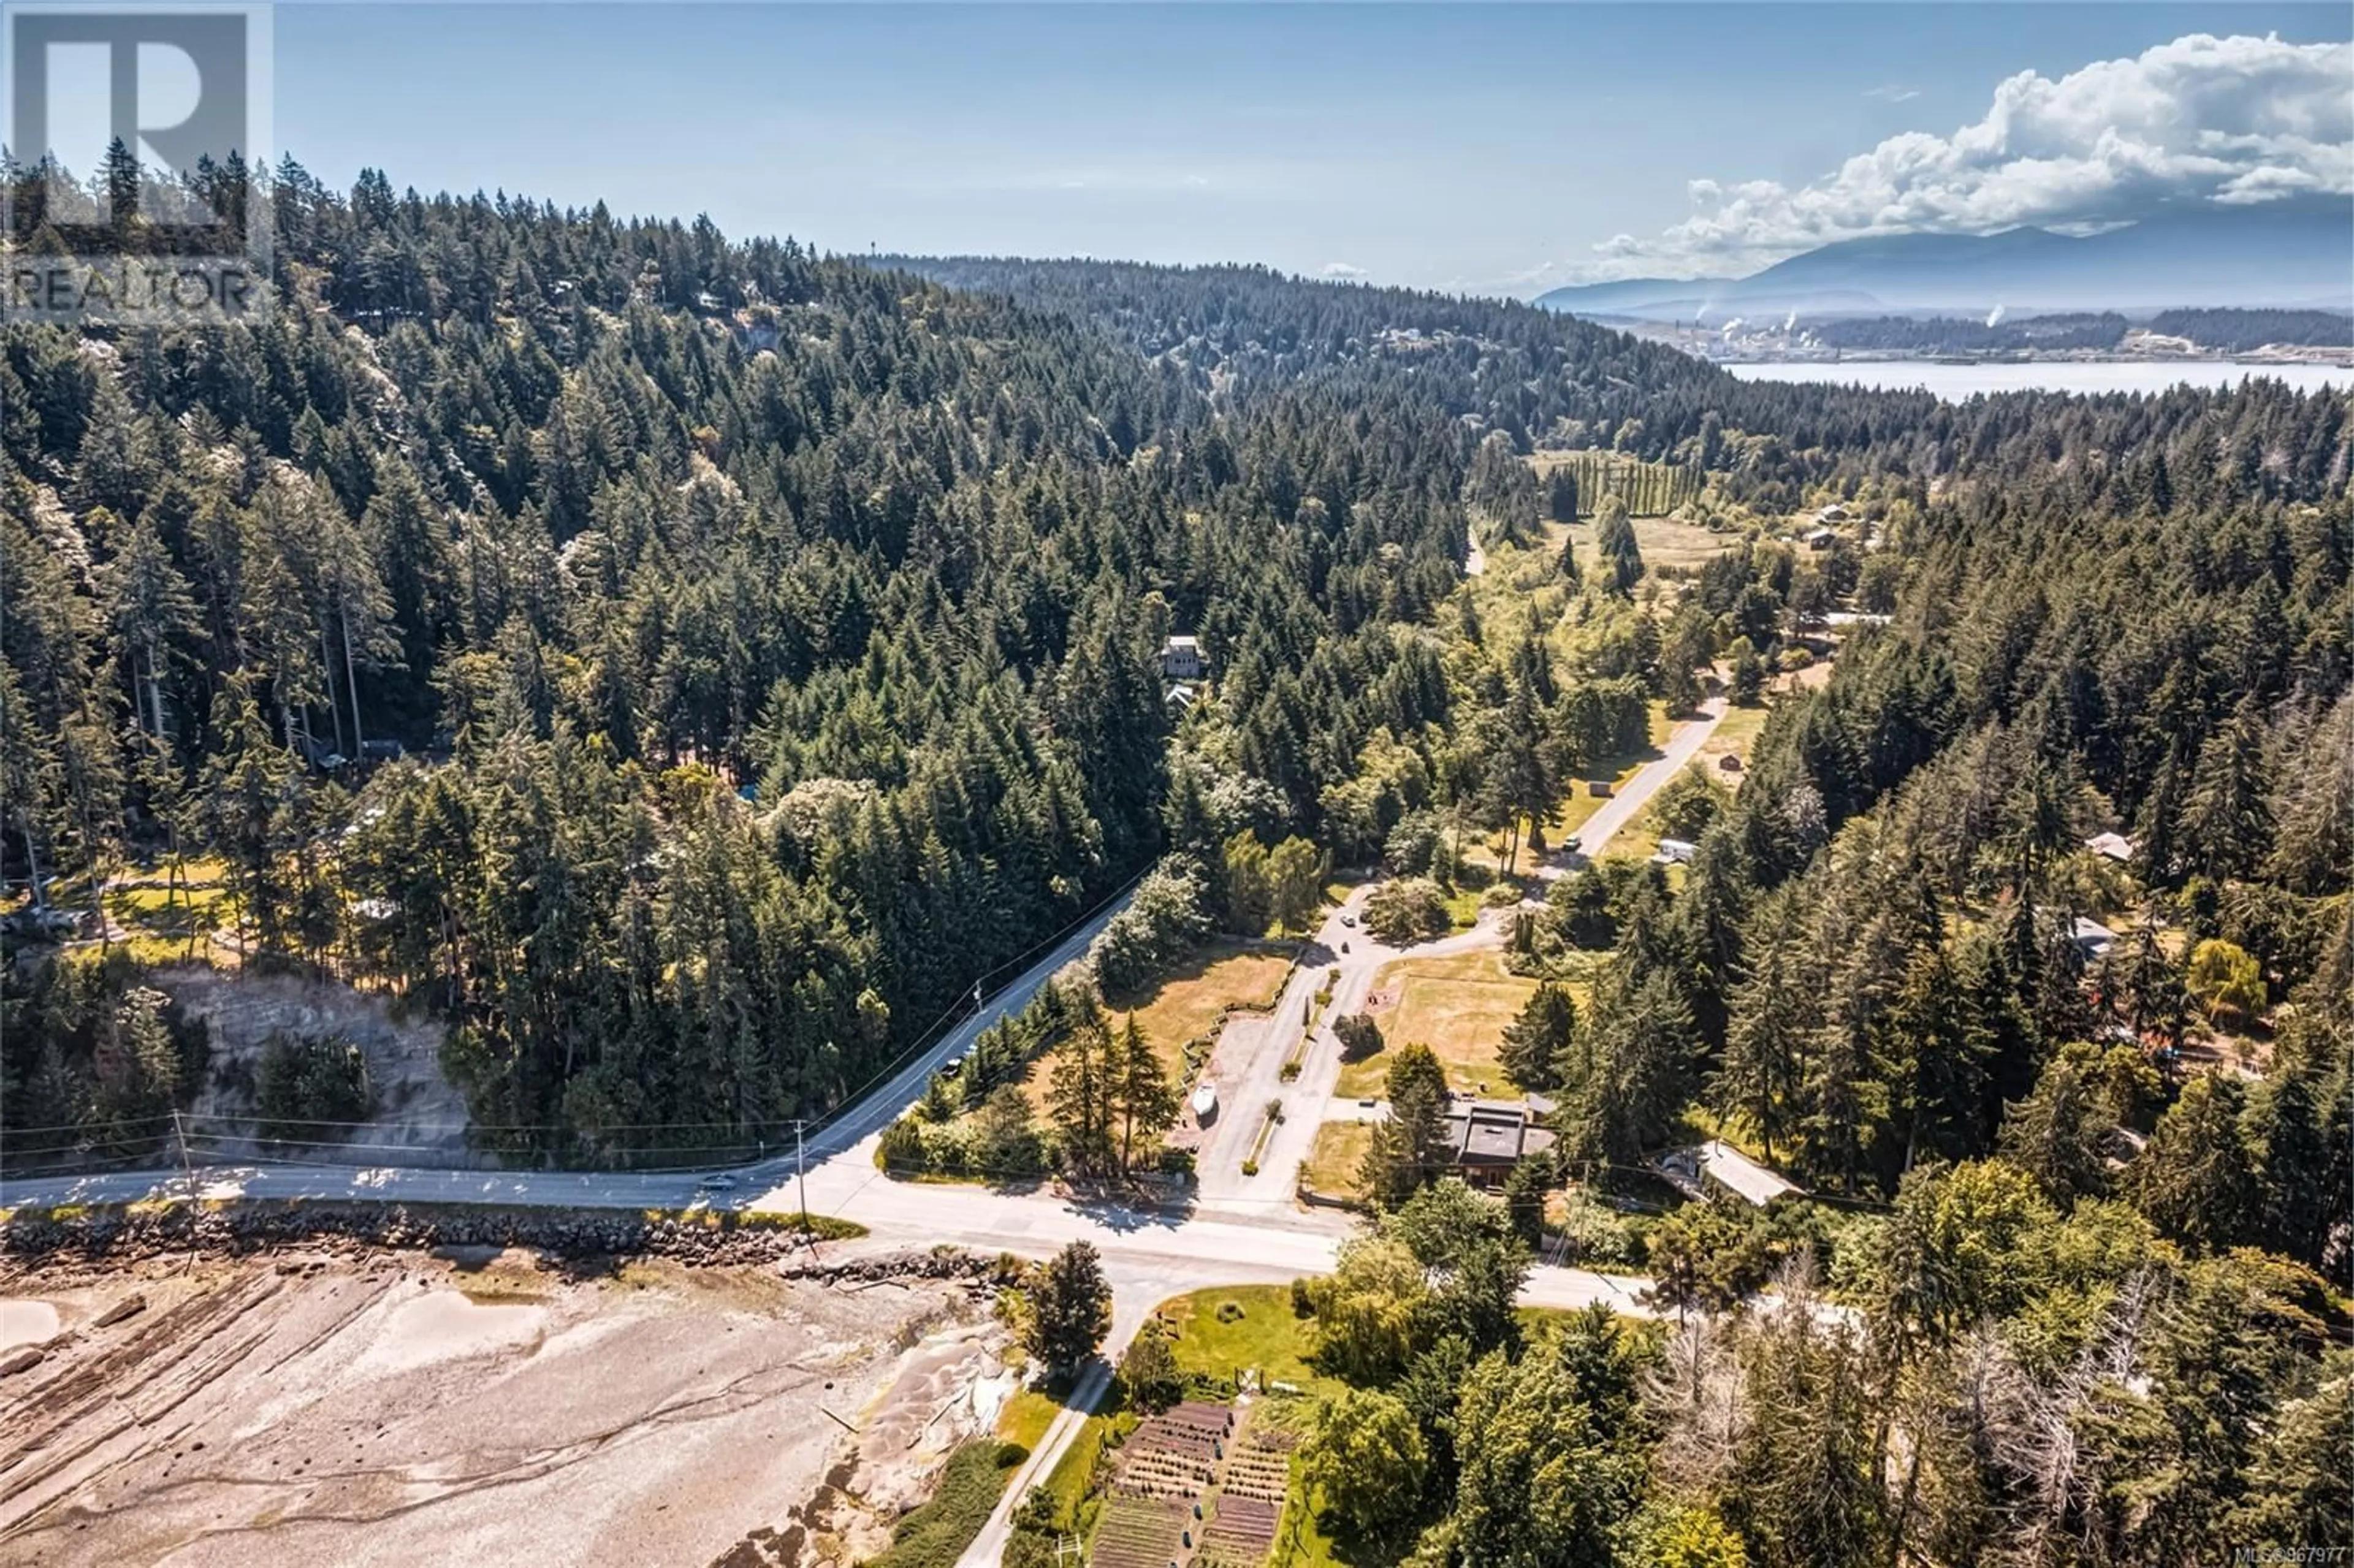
795,1119,808,1219
169,1108,196,1195
170,1109,199,1276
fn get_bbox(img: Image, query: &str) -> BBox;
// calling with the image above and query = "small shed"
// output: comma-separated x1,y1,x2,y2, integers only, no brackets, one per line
1717,754,1743,773
1655,837,1697,866
1160,635,1206,681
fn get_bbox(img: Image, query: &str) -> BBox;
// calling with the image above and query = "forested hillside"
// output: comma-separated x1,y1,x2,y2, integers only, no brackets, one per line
7,161,2354,1566
4,166,2348,1186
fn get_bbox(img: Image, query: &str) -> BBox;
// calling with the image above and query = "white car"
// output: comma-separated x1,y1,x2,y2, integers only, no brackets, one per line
696,1174,739,1192
1339,913,1357,928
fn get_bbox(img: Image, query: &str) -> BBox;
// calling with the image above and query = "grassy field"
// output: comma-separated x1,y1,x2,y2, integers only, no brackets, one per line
1551,513,1739,579
1300,1121,1372,1202
1693,699,1770,777
29,855,236,967
1156,1285,1340,1398
1025,942,1297,1110
1610,701,1770,864
1113,943,1297,1078
1336,948,1539,1098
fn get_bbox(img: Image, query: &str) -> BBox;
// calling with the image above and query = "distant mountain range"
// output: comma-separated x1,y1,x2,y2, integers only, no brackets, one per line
1537,199,2354,321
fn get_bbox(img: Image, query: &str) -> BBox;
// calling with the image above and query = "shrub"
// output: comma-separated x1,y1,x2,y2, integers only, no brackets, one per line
1334,1012,1385,1060
1362,877,1450,946
1290,1277,1316,1317
1555,1187,1637,1266
877,1116,929,1173
2185,937,2266,1024
1651,764,1729,844
1216,1299,1246,1323
866,1439,1023,1568
1241,1159,1259,1177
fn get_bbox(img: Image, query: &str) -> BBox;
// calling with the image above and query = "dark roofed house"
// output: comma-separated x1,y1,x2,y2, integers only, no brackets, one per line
1439,1094,1555,1186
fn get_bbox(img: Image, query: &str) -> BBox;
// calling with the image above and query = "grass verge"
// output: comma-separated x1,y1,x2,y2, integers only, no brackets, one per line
1300,1122,1371,1203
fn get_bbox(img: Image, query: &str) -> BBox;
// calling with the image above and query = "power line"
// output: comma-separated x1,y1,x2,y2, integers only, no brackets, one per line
6,871,1143,1185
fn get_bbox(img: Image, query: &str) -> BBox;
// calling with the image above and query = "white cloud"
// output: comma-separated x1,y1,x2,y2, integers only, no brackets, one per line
1317,261,1368,280
1863,85,1921,103
1577,32,2352,281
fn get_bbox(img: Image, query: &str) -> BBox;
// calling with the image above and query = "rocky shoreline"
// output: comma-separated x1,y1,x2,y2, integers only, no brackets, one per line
0,1200,1011,1284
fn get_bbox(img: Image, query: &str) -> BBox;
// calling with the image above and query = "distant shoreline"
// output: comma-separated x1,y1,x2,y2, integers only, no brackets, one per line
1701,350,2354,369
1716,357,2354,397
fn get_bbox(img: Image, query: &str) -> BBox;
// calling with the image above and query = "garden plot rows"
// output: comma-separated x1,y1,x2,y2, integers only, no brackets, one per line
1194,1423,1297,1568
1088,1402,1239,1568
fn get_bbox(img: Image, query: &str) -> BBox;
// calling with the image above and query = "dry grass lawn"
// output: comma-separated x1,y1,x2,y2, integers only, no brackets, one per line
1301,1121,1372,1202
1026,943,1296,1110
1553,514,1738,577
1114,943,1297,1076
1694,700,1770,777
1336,948,1538,1098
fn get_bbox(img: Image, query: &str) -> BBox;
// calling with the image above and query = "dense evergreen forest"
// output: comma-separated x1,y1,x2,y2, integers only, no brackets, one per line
4,159,2352,1566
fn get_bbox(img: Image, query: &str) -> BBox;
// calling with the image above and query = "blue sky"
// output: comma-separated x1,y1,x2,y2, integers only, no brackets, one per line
270,3,2352,294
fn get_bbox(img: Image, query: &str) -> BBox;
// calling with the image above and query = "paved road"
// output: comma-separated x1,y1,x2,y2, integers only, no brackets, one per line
1534,695,1729,880
0,725,1723,1562
0,884,1137,1215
